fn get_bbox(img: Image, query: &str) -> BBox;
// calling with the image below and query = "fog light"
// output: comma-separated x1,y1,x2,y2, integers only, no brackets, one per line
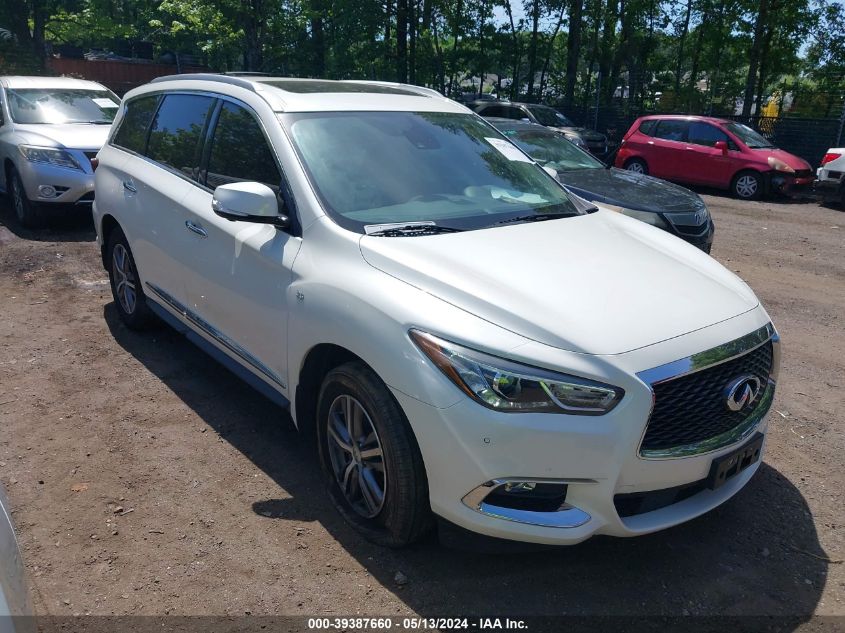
485,481,568,512
38,185,57,198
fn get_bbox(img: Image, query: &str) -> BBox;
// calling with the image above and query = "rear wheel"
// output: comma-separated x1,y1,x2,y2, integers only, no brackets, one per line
9,167,44,228
317,361,432,547
624,158,648,175
106,228,154,330
732,170,762,200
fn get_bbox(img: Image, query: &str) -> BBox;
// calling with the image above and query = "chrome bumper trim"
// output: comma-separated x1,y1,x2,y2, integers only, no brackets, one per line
461,478,594,529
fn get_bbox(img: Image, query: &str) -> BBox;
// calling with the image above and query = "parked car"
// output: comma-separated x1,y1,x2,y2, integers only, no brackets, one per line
468,100,608,156
815,148,845,206
0,76,119,227
487,118,714,252
94,74,779,547
1,484,33,632
615,115,814,200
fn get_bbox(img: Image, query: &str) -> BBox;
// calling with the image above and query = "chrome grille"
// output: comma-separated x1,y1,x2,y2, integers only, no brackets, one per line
640,341,774,455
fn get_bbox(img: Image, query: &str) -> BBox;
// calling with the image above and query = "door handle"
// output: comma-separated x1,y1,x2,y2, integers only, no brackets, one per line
185,220,208,238
122,180,137,194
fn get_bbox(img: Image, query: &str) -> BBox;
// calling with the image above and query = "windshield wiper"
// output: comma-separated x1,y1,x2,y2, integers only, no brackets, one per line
365,223,464,237
496,212,576,225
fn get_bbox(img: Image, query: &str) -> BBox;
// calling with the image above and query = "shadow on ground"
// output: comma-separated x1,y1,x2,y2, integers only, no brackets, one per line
104,302,830,624
0,197,96,243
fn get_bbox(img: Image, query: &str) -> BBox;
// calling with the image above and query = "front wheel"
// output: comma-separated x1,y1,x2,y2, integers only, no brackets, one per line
9,168,44,228
732,171,762,200
106,228,155,330
317,361,432,547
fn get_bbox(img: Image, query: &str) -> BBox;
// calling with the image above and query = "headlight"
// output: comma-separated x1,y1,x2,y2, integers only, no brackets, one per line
410,330,624,415
767,156,795,173
567,135,589,150
18,145,81,170
594,202,670,229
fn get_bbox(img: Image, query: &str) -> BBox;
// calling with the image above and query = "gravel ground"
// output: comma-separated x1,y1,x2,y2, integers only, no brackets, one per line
0,193,843,628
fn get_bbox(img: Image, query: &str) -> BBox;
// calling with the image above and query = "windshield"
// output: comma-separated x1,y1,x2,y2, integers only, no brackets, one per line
527,106,574,127
282,111,580,233
7,88,119,124
502,129,603,171
725,122,775,149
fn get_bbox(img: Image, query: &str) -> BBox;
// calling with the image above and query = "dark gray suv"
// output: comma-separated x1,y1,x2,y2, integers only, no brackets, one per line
468,101,608,156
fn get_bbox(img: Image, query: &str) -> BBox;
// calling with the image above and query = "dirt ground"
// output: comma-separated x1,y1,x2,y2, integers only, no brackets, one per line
0,192,843,628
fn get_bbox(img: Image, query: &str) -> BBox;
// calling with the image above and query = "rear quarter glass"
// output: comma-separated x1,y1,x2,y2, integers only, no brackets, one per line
638,120,657,136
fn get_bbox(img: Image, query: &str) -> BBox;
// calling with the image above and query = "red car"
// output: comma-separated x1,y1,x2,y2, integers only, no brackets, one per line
615,115,813,199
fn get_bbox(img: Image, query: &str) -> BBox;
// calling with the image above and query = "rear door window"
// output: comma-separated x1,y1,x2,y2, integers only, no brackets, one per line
204,102,281,190
638,120,657,136
654,120,689,142
146,94,215,179
687,122,730,147
111,94,160,155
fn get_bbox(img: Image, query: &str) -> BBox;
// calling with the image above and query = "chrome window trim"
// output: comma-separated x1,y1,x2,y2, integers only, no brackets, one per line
635,323,780,460
145,282,287,390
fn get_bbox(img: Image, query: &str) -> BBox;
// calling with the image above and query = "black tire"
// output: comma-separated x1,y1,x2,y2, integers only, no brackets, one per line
732,170,763,200
316,361,433,547
106,227,155,330
8,167,44,228
624,157,649,175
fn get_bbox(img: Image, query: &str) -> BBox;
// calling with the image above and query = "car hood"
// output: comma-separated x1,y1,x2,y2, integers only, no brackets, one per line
756,147,812,171
559,168,704,215
359,211,758,355
553,126,606,142
13,123,110,150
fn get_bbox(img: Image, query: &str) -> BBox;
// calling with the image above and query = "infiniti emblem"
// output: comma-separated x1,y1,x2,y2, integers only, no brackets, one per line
724,374,762,412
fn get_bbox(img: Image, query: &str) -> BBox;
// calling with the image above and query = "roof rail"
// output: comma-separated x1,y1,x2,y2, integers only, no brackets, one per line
149,73,257,92
346,80,445,100
223,71,274,77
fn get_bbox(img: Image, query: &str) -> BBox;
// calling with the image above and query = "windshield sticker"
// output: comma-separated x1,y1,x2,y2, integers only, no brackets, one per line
485,137,533,163
92,98,119,108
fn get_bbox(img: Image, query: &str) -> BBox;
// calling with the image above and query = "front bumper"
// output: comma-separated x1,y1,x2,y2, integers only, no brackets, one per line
767,170,814,197
813,175,843,201
396,311,777,545
15,150,96,207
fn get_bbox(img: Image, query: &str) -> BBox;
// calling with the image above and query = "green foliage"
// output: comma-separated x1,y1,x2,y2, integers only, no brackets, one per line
1,0,841,118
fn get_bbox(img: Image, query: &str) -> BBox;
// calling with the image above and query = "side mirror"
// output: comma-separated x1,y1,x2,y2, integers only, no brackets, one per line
714,140,728,154
212,182,290,229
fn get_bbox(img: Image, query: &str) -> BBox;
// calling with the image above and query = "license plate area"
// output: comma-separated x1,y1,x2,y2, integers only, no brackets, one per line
707,433,764,490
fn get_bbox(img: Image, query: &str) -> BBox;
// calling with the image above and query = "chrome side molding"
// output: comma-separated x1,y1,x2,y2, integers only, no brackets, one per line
145,282,287,390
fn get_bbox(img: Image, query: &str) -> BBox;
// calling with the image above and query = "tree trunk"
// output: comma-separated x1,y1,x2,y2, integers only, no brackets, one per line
686,20,705,111
564,0,584,110
541,8,565,100
310,1,325,78
397,0,408,82
754,28,774,116
526,0,541,101
600,0,619,104
742,0,769,117
503,0,521,101
385,0,393,70
409,0,417,83
673,0,692,98
447,0,462,96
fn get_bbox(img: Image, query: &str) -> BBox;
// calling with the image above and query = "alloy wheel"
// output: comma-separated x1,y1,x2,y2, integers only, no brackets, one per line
735,175,758,198
326,394,387,518
11,177,25,222
626,161,645,174
112,243,137,315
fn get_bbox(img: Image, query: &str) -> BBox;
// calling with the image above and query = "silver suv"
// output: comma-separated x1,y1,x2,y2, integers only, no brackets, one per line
0,76,119,227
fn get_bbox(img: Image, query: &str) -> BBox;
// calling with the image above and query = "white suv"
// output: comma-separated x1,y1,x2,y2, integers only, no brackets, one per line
0,76,119,227
816,147,845,206
93,75,780,547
